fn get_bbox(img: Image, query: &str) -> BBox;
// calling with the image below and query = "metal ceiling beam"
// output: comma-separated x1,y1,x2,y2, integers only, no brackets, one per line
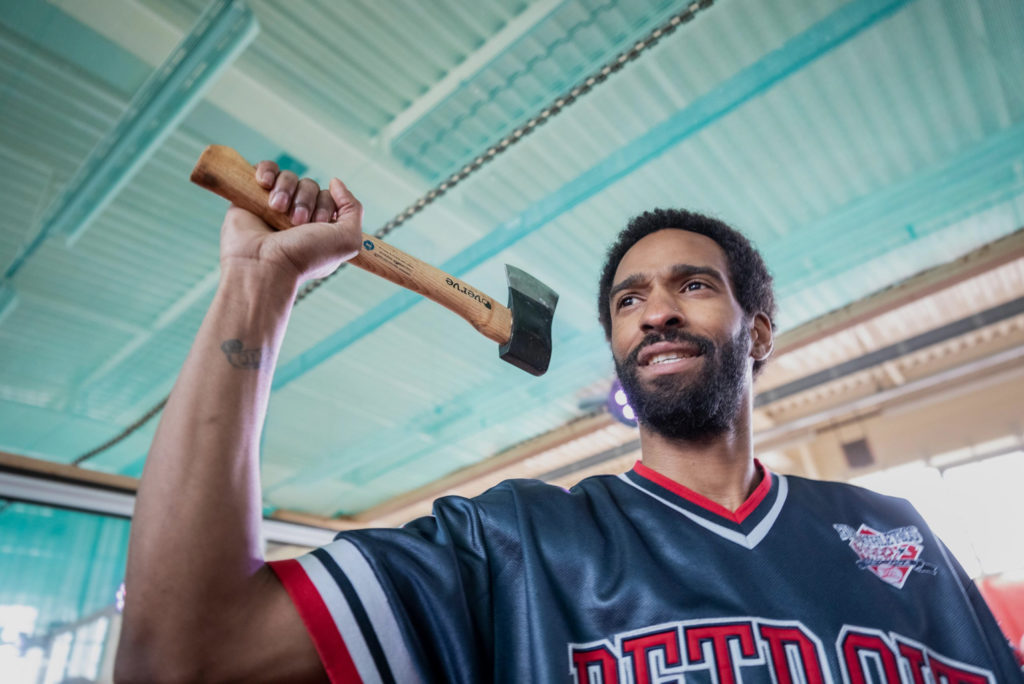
773,227,1024,355
538,437,640,482
4,0,258,277
0,470,136,517
756,295,1024,406
379,0,565,149
0,450,137,492
0,284,17,325
271,0,914,391
50,0,485,240
753,343,1024,451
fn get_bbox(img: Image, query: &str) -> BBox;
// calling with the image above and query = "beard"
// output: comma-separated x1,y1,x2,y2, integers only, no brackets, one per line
615,327,750,441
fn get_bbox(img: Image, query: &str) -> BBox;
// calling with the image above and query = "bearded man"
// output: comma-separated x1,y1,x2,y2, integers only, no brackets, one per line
116,167,1023,683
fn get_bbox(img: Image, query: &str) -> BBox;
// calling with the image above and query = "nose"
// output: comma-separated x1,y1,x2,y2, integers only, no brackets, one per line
640,286,683,332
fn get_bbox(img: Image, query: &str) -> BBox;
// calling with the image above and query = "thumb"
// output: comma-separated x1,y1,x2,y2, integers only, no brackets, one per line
329,178,361,221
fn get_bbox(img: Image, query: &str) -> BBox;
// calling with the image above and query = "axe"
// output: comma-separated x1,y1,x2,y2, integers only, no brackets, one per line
190,145,558,376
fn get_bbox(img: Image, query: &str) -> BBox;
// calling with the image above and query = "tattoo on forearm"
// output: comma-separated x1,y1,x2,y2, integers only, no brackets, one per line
221,339,261,369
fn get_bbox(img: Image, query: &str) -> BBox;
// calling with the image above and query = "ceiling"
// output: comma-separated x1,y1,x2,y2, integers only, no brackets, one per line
1,0,1024,527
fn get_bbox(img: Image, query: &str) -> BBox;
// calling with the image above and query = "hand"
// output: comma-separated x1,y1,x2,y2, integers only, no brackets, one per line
219,161,363,283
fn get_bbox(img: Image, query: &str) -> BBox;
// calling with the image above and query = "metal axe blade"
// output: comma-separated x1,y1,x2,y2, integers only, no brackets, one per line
499,265,558,376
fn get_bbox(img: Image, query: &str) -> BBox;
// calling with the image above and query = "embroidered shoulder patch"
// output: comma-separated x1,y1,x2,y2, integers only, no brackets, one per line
833,523,938,589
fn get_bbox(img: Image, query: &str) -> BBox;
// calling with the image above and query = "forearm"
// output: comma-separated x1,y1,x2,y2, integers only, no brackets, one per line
120,262,298,669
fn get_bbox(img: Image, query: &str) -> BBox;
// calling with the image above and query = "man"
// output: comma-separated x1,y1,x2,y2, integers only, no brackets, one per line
116,164,1022,683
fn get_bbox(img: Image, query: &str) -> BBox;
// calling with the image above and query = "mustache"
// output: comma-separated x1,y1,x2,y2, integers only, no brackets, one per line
623,330,715,368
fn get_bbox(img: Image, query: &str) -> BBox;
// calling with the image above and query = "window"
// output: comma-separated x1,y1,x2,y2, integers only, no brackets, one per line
850,447,1024,579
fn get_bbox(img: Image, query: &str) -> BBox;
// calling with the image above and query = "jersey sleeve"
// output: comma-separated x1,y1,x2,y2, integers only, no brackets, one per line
936,539,1024,682
268,492,502,684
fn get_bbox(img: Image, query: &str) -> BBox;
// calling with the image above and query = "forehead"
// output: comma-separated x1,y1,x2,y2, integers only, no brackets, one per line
613,229,730,283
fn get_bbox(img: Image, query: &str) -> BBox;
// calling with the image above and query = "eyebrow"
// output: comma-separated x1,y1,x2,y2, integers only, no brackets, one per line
609,264,727,301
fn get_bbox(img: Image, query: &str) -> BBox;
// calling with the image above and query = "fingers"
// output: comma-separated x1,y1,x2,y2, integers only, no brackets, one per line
291,178,320,225
313,189,335,223
252,161,357,229
254,160,279,189
269,171,298,213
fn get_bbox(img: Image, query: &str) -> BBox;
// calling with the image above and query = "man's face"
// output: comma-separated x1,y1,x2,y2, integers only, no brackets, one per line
608,229,754,440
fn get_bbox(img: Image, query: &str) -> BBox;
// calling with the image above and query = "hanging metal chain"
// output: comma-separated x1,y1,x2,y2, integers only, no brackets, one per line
73,398,168,465
74,0,715,465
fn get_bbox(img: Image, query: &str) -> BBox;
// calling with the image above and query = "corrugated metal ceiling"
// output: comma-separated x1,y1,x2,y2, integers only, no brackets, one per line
1,0,1023,528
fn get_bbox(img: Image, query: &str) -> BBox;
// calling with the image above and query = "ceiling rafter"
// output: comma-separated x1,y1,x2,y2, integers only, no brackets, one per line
380,0,565,150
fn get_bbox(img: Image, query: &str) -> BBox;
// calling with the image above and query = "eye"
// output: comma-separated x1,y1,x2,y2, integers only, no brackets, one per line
683,281,709,292
616,294,638,310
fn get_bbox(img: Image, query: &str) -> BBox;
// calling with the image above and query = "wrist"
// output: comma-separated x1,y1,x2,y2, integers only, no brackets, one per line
218,260,300,301
215,261,299,328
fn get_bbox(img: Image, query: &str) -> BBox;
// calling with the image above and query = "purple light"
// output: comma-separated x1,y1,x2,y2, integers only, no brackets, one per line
607,378,638,428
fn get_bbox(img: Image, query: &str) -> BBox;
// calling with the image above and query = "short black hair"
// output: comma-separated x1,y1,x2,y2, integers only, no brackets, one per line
597,208,777,374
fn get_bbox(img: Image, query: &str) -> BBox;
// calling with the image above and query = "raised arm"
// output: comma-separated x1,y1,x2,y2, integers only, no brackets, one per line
115,169,361,682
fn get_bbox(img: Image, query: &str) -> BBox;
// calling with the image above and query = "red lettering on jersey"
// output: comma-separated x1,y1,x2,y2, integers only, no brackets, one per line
929,655,993,684
685,621,760,684
896,639,928,684
839,628,901,684
568,620,997,684
758,623,827,684
891,634,995,684
621,627,681,684
570,643,619,684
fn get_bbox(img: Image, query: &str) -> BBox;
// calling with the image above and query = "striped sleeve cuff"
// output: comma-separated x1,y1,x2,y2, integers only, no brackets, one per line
268,539,421,684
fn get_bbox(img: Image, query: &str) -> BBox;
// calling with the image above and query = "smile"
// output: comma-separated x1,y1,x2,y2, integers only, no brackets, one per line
636,341,705,367
646,352,698,365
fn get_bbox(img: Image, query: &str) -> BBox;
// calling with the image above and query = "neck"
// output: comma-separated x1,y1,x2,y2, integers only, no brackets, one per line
637,391,759,512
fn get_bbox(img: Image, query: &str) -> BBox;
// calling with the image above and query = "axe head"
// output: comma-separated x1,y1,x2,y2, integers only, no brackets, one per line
498,265,559,376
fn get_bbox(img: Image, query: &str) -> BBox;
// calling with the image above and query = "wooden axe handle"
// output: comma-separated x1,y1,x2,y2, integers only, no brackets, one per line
191,145,513,345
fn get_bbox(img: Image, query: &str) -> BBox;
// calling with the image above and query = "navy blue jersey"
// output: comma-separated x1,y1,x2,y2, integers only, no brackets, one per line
270,463,1023,683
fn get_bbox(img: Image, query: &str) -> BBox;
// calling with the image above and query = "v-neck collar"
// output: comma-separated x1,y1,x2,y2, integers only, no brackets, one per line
619,459,788,549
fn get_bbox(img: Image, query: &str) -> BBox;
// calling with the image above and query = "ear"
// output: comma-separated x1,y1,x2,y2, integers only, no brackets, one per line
749,312,774,363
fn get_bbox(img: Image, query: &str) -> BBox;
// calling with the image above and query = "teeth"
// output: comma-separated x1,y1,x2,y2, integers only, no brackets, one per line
649,352,693,365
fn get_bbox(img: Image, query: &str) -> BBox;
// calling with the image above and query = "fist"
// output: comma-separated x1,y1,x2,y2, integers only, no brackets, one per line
255,160,339,226
219,161,364,283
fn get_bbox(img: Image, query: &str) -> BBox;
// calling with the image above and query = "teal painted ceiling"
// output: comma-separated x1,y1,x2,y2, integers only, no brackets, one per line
1,0,1023,527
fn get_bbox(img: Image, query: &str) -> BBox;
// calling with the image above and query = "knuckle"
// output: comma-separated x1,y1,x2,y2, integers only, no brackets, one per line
255,161,278,186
